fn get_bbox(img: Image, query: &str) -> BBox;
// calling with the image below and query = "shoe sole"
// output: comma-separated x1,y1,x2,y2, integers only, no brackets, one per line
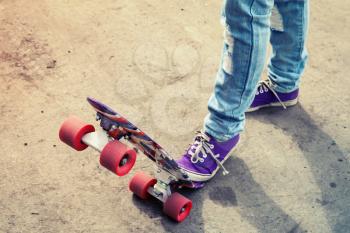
246,98,298,113
180,140,240,182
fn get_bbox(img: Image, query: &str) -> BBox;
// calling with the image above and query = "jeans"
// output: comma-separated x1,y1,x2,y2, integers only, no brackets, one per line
204,0,309,141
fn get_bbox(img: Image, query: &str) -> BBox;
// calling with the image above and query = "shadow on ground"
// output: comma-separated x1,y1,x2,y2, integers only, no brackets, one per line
131,104,349,233
247,104,350,233
132,156,305,233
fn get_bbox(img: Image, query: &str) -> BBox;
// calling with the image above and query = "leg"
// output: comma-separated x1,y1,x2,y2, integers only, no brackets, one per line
204,0,274,141
246,0,309,112
268,0,309,93
177,0,274,182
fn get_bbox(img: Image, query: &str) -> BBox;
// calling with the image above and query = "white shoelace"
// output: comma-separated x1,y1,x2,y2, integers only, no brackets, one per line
187,131,229,175
255,79,287,109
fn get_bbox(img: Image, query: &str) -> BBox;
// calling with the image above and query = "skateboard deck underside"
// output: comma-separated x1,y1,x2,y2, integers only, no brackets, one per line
86,97,199,187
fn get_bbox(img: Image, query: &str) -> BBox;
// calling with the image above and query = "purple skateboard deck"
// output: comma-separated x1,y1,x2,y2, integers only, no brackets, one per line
87,97,201,188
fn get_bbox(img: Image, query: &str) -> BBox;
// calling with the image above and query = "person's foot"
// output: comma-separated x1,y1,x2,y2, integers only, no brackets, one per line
176,131,239,182
247,79,299,112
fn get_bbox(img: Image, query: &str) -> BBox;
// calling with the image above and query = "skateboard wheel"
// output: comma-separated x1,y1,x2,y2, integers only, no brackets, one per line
59,116,95,151
129,172,157,199
163,192,192,222
100,140,136,176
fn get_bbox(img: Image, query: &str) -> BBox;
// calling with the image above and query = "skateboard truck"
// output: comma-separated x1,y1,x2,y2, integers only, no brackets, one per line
150,167,176,202
81,130,109,152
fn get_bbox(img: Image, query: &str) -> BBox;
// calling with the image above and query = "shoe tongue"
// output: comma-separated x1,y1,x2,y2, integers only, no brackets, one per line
205,133,223,146
185,133,218,160
201,131,214,142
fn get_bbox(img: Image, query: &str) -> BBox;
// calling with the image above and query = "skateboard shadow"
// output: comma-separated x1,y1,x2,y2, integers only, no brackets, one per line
247,104,350,233
131,160,304,233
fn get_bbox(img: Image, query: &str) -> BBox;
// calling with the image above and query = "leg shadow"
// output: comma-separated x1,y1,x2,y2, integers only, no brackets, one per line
206,157,306,233
247,104,350,233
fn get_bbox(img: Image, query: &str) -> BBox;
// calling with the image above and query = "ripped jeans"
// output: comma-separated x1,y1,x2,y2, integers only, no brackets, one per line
204,0,309,141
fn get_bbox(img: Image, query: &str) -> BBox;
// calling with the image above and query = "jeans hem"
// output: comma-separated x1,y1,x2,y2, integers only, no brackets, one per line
203,125,240,142
272,83,299,93
268,73,300,93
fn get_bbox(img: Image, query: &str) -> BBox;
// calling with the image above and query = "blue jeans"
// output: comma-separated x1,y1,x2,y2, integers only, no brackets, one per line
204,0,309,141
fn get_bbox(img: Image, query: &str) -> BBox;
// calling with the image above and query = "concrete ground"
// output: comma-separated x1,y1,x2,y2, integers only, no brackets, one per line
1,0,349,232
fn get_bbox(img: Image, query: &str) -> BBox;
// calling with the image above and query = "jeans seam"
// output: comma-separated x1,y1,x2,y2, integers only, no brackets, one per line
233,0,255,115
297,3,303,60
297,1,306,73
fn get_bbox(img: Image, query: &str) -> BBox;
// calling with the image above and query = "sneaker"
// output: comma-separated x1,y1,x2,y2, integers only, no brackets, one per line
176,131,239,182
247,79,299,112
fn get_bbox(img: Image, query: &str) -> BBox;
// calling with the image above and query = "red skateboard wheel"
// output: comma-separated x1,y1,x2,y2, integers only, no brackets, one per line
129,172,157,199
163,192,192,222
59,116,95,151
100,140,136,176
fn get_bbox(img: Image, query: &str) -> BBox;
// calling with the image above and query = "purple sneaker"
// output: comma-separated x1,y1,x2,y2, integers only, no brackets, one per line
247,79,299,112
176,131,239,182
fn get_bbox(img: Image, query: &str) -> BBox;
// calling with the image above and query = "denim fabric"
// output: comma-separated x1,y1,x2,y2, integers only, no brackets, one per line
204,0,309,141
269,1,309,93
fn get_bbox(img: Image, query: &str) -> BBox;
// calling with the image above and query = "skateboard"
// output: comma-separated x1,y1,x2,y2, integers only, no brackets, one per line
59,97,200,222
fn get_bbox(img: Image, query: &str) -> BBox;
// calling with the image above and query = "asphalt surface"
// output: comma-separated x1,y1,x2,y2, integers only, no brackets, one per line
1,0,349,232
